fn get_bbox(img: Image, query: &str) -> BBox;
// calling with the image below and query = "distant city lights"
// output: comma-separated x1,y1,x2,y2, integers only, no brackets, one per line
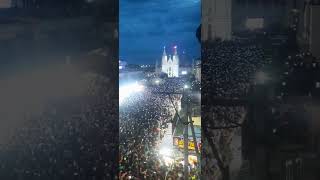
141,65,152,68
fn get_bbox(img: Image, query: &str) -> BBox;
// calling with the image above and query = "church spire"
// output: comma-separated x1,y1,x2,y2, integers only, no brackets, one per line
163,46,167,56
173,45,177,55
162,46,167,65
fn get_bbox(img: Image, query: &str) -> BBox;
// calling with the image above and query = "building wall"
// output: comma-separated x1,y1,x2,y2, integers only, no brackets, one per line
202,0,288,41
232,0,287,33
294,1,320,56
0,17,112,73
202,0,232,41
162,63,179,77
196,65,201,82
309,5,320,57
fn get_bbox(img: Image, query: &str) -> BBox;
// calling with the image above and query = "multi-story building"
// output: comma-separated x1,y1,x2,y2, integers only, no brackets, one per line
202,0,232,41
202,0,288,42
194,59,201,82
290,0,320,57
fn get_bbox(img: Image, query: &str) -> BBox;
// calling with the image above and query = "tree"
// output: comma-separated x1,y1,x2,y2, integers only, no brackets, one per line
203,105,246,180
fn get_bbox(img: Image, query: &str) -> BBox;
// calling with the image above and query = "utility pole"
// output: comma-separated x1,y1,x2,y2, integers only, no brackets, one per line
183,90,189,180
183,88,201,179
185,90,201,178
155,81,201,179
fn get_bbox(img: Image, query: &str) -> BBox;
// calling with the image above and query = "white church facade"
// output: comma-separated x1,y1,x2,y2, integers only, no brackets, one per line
161,46,179,77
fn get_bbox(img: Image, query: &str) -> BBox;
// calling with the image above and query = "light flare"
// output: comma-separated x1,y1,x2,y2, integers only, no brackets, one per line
119,82,144,105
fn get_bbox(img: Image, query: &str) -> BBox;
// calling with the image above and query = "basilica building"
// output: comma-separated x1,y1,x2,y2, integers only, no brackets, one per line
161,46,179,77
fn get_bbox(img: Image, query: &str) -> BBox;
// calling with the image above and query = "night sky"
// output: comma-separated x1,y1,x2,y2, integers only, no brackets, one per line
120,0,200,65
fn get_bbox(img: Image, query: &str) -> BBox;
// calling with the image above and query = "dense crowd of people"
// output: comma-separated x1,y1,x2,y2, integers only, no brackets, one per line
202,39,266,98
0,68,118,180
279,52,320,97
201,31,320,179
119,77,199,179
149,77,189,93
202,38,268,179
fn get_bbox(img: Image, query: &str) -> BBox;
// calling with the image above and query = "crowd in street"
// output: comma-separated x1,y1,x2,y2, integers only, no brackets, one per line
119,78,189,179
0,71,118,180
280,52,320,97
202,39,265,98
150,77,189,94
202,39,267,179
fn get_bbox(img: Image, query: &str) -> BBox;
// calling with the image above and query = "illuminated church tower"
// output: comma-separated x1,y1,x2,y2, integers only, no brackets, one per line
161,46,179,77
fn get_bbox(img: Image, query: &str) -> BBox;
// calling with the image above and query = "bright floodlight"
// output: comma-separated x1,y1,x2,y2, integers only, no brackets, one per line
255,71,270,84
155,80,160,84
159,147,172,157
119,65,123,70
119,82,144,105
181,71,187,75
184,84,189,89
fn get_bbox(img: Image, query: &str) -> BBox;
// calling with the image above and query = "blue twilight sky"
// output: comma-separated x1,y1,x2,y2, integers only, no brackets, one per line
120,0,200,65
